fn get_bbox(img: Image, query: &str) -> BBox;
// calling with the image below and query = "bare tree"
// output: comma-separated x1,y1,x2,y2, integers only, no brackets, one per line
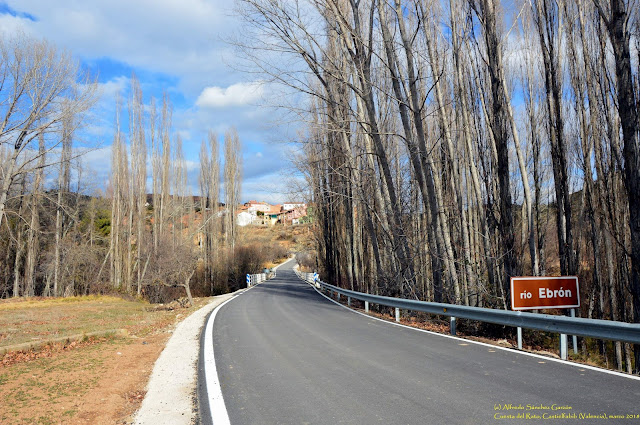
22,133,46,297
148,235,198,306
129,74,147,295
159,93,172,240
51,109,74,296
208,131,221,284
469,0,518,306
592,0,640,373
532,0,576,276
198,131,222,287
199,138,211,276
0,34,97,230
224,127,242,251
149,96,160,251
173,134,188,247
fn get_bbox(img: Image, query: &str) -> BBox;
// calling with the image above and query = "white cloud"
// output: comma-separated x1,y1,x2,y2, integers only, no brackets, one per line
242,173,293,205
97,76,130,99
77,146,113,190
0,14,36,37
5,0,238,96
4,0,299,202
196,82,264,108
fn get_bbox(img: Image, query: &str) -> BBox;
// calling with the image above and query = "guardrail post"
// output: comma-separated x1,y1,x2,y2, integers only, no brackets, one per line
365,301,369,313
450,317,456,336
347,296,351,307
336,292,340,302
395,307,400,322
560,333,568,360
517,327,523,350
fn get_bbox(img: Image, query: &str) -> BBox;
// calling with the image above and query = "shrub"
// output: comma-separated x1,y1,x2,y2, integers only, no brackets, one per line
296,251,316,272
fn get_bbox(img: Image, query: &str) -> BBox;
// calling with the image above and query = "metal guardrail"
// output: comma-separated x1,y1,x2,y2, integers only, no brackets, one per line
246,270,276,287
295,269,640,348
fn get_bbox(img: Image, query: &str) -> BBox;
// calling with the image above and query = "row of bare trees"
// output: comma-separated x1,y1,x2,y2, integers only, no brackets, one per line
0,34,98,298
237,0,639,372
108,77,245,304
0,33,249,304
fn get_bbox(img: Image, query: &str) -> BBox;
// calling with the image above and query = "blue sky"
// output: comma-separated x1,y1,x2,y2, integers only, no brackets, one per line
0,0,302,204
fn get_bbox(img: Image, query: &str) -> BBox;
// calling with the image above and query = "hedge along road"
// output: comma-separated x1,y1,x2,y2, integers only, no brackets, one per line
200,260,640,425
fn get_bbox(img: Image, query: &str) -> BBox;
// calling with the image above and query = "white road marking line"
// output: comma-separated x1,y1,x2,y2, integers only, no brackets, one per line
301,276,640,382
204,296,236,425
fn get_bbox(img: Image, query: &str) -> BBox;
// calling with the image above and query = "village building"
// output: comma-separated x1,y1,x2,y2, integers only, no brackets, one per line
235,201,308,226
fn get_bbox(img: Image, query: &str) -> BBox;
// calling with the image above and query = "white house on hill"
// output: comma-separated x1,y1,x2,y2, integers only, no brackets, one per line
237,211,253,227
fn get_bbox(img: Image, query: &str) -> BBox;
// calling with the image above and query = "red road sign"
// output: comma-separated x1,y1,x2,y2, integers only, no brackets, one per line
510,276,580,310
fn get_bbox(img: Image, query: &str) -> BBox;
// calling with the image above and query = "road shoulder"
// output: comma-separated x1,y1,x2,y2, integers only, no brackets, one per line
133,293,236,425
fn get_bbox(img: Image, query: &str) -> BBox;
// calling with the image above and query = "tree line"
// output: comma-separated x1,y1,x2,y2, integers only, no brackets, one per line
109,75,246,304
236,0,639,372
0,33,260,305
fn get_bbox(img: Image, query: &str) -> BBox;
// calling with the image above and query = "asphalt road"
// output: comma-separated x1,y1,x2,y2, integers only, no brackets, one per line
206,261,640,424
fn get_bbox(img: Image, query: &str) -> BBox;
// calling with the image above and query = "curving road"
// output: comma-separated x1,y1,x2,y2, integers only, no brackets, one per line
201,260,640,424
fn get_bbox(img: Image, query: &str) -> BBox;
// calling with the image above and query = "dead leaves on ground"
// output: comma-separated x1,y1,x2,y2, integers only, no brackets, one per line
1,336,110,368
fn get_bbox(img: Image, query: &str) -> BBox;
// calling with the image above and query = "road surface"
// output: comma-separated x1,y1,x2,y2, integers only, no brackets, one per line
202,261,640,424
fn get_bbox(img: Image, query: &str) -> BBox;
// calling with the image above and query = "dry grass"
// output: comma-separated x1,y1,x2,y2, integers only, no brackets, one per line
1,337,120,424
238,223,315,254
0,295,214,424
0,295,163,349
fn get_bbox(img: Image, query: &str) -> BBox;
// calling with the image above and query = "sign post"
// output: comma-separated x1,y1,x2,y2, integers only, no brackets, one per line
510,277,580,360
570,309,577,354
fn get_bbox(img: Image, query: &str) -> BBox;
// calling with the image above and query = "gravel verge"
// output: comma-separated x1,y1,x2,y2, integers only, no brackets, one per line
133,293,236,425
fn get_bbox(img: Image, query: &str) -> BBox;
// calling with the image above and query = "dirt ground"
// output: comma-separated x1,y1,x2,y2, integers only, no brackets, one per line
0,298,211,425
1,333,169,425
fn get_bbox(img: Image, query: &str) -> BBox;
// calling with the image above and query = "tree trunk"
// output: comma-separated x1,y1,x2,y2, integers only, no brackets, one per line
594,0,640,373
473,0,517,306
